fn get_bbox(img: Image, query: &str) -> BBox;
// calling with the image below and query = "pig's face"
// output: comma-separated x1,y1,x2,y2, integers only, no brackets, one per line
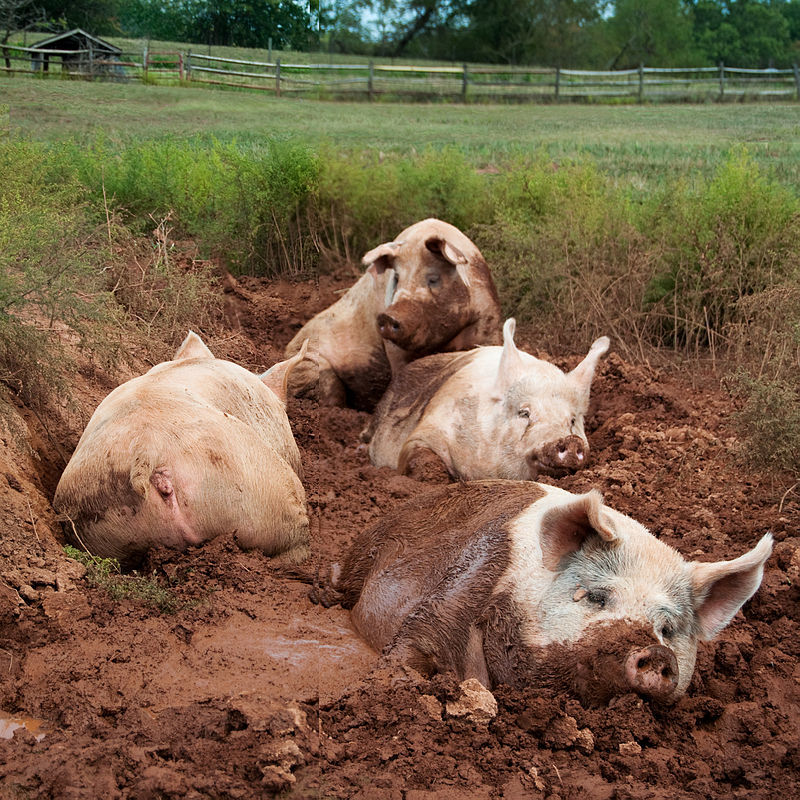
490,320,609,479
364,224,476,355
505,488,773,704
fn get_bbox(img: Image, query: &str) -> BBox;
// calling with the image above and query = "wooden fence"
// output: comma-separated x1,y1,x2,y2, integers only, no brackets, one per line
2,42,799,103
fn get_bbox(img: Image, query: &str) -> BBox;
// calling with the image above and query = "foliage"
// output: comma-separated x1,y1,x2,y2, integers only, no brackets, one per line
0,140,116,406
641,147,800,352
117,0,316,50
604,0,704,69
316,145,492,262
63,545,183,613
690,0,795,67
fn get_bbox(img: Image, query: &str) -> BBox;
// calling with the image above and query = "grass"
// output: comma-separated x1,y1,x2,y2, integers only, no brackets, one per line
63,545,184,613
3,77,800,478
3,81,800,191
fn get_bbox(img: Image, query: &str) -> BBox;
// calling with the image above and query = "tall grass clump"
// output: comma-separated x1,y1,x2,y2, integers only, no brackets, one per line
316,146,493,265
471,155,648,353
74,135,320,277
641,147,800,357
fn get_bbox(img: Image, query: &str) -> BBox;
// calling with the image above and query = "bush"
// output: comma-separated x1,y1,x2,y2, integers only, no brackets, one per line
0,141,116,407
728,370,800,477
641,147,800,353
316,146,492,264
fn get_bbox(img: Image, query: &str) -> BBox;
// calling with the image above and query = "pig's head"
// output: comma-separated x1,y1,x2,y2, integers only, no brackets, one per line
364,219,482,356
515,489,773,705
490,319,609,479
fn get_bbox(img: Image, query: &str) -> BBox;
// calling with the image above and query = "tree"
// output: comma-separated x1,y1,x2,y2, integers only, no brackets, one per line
118,1,316,51
605,0,701,68
689,0,793,67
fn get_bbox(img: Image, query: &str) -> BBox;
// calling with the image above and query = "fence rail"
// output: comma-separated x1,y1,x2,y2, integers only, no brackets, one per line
2,42,799,103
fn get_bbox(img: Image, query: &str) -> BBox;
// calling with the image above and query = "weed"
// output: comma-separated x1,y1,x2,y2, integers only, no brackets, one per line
63,545,182,614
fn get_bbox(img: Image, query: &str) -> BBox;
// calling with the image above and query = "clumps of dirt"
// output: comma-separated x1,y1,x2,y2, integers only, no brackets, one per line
0,270,798,798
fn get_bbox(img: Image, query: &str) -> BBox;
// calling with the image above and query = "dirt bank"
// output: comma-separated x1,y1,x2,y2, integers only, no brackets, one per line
0,271,797,799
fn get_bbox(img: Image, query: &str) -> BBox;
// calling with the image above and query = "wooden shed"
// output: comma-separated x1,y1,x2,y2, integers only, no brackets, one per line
29,29,123,77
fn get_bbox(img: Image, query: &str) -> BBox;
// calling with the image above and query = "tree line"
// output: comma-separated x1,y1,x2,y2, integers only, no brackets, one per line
3,1,800,68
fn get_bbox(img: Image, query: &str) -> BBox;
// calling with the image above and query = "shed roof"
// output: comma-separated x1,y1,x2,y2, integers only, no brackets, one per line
30,28,122,54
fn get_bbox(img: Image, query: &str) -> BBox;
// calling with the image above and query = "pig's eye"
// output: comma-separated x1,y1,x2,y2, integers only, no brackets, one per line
586,589,609,609
570,417,576,428
660,624,674,640
427,273,441,289
518,408,530,419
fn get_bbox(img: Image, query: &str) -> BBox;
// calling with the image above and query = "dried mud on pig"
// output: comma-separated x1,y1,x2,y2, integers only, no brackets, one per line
0,271,798,799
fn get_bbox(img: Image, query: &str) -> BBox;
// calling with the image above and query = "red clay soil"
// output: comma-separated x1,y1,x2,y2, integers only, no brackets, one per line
0,270,797,799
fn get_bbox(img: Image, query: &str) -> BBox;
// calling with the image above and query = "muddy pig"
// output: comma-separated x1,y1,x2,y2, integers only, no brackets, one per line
284,218,501,411
313,481,772,705
54,332,312,566
364,318,609,481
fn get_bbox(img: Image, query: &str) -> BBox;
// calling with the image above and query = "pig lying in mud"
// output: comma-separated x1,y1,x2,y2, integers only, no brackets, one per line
364,318,610,481
312,481,772,706
54,332,311,566
284,218,501,411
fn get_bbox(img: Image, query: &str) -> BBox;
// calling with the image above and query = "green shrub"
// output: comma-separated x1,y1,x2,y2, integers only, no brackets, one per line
0,141,116,407
316,146,492,264
641,147,800,352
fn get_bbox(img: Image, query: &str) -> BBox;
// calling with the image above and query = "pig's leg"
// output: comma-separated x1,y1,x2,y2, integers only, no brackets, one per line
463,624,491,688
399,445,452,483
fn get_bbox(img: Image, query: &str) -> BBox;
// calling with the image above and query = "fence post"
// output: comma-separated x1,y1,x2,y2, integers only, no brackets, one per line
268,37,272,64
368,60,374,102
185,52,191,82
719,60,725,100
555,66,560,100
793,63,800,100
638,63,644,103
462,63,468,102
143,47,148,81
178,52,184,81
276,58,281,97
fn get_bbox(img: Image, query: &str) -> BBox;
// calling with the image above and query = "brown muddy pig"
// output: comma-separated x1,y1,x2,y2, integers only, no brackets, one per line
54,332,311,565
313,481,772,706
364,318,610,481
284,218,501,411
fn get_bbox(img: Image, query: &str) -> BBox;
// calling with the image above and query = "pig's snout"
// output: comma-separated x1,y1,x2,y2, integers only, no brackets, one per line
538,436,587,473
377,312,404,342
624,645,678,702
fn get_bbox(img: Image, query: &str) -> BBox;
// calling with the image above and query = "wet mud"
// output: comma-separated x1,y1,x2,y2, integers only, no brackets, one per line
0,271,797,798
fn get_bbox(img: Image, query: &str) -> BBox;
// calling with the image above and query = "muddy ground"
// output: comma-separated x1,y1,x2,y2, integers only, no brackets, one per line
0,267,797,799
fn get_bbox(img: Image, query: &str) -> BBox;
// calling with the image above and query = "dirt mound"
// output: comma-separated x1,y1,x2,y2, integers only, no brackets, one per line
0,272,797,798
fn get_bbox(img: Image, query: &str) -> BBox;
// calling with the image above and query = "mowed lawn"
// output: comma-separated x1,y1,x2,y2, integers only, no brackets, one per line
3,79,800,188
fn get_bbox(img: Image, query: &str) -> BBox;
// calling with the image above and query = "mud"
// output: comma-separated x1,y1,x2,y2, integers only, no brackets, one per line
0,268,797,798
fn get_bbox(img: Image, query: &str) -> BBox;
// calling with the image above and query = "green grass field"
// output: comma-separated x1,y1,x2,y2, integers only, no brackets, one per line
3,80,800,190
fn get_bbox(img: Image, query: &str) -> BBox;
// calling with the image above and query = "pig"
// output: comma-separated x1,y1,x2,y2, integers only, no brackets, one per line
54,332,312,566
312,481,772,706
284,218,501,411
364,318,610,482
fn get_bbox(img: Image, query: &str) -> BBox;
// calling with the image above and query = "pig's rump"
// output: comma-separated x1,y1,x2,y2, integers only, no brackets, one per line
339,481,544,655
54,401,308,564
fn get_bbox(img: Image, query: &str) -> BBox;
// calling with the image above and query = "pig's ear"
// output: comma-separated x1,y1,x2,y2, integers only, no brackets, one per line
426,236,471,288
260,339,315,405
539,489,618,570
689,533,773,640
173,330,214,361
363,241,402,278
568,336,610,395
491,318,526,400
